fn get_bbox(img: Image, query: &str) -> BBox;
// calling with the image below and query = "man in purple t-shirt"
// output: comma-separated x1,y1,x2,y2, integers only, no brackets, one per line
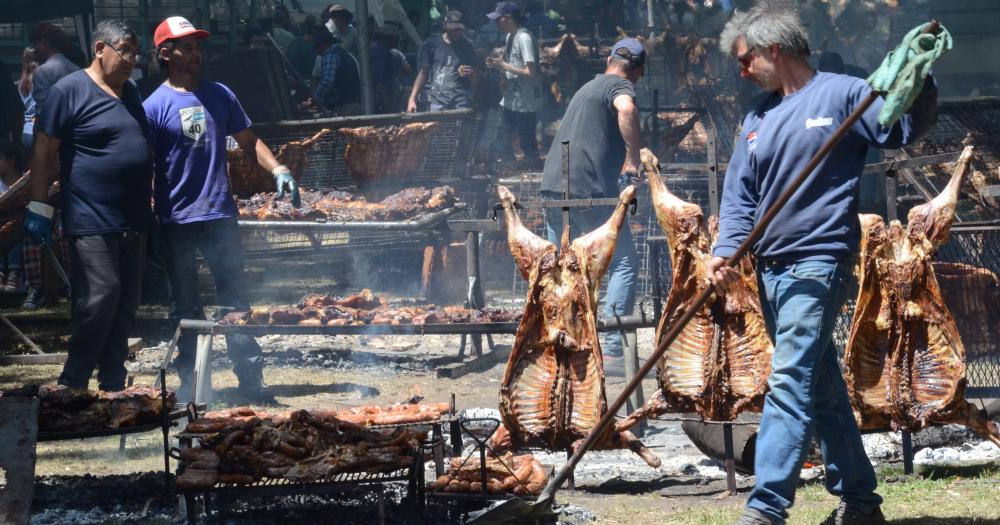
144,17,300,402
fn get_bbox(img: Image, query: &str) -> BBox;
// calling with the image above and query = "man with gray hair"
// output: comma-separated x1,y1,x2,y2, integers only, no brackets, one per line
24,20,152,391
708,2,938,524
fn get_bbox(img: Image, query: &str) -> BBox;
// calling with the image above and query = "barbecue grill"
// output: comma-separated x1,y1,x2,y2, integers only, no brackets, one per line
173,404,432,525
226,111,482,265
33,370,190,490
175,451,423,525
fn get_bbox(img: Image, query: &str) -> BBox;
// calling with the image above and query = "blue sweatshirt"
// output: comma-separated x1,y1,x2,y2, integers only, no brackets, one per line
713,71,937,261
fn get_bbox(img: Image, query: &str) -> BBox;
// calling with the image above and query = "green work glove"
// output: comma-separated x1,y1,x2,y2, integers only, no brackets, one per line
273,165,301,208
867,22,953,127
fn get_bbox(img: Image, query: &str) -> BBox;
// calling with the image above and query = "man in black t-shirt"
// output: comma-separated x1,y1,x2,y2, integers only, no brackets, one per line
407,10,481,112
539,38,645,364
24,20,152,392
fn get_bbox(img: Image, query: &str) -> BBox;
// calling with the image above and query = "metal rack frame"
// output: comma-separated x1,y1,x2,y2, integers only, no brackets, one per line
174,404,433,525
34,370,183,489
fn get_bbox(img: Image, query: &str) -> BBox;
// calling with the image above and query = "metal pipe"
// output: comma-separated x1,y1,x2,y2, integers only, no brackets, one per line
354,0,375,114
562,140,571,243
228,0,238,53
171,313,657,337
254,108,476,129
138,0,149,52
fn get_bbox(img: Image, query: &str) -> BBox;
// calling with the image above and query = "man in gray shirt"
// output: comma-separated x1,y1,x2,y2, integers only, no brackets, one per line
486,2,543,164
30,23,80,119
539,38,645,362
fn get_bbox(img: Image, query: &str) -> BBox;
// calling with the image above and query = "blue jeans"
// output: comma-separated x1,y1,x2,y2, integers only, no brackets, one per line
748,259,881,524
161,217,262,384
540,192,637,356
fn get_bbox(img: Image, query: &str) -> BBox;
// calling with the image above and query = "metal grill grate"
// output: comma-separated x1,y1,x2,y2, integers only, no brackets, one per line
901,100,1000,223
937,231,1000,396
239,229,446,260
248,114,479,192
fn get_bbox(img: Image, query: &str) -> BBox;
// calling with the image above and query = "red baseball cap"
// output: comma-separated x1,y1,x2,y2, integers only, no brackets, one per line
154,16,210,47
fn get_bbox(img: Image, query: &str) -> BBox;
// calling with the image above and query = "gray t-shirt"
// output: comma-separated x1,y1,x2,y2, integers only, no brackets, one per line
540,74,635,198
31,53,80,118
418,34,479,110
500,28,543,113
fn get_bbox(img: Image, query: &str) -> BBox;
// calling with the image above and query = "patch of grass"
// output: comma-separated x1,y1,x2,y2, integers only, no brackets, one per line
612,468,1000,525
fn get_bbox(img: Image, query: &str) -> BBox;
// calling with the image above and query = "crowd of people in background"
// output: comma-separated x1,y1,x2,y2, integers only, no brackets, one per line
0,0,933,314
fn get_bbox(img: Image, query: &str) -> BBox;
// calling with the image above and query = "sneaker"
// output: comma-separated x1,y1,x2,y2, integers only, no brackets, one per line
21,287,44,310
5,270,23,292
819,501,887,525
731,508,776,525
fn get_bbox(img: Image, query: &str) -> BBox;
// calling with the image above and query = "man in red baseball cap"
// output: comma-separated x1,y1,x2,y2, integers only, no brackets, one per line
144,16,298,403
153,16,210,47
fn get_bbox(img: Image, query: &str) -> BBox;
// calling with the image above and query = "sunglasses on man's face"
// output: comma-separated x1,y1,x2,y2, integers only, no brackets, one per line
737,47,756,69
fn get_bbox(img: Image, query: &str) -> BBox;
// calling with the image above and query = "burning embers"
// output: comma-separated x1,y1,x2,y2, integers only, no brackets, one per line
176,407,425,490
844,146,1000,445
619,150,772,430
237,185,456,222
0,384,174,432
218,289,520,326
493,184,660,467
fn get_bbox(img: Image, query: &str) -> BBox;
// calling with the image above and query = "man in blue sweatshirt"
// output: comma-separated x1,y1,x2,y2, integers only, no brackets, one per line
709,3,937,525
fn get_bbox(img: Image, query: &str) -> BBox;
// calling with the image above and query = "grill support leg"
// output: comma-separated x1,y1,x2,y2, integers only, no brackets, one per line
450,418,463,457
432,422,445,477
902,430,914,475
622,329,646,437
724,422,737,496
376,487,387,525
566,449,575,490
194,333,214,406
183,493,197,525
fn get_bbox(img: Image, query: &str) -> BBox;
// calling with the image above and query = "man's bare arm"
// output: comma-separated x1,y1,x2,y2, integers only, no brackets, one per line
407,67,429,112
28,132,60,202
613,94,641,174
233,127,281,172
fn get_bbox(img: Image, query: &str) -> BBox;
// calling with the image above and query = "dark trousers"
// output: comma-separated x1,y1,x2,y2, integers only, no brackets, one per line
59,232,146,391
497,108,539,160
161,217,262,385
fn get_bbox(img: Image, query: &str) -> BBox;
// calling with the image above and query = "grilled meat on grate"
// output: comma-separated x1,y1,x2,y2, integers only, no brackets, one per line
0,384,174,432
176,407,426,489
429,453,548,495
236,185,456,222
218,290,520,327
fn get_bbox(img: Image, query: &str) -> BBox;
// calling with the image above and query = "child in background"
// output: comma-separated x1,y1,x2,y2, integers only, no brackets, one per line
0,141,26,292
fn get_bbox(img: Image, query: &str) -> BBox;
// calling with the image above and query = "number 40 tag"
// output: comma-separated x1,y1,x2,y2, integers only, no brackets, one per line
180,106,207,141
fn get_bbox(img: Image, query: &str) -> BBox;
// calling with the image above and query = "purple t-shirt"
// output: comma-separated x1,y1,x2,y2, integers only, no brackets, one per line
143,81,251,224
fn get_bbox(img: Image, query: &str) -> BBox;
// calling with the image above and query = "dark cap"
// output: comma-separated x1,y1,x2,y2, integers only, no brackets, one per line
487,1,521,20
611,37,646,64
443,10,465,30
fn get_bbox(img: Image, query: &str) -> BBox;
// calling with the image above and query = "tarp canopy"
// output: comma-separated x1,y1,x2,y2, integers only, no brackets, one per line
0,0,94,23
